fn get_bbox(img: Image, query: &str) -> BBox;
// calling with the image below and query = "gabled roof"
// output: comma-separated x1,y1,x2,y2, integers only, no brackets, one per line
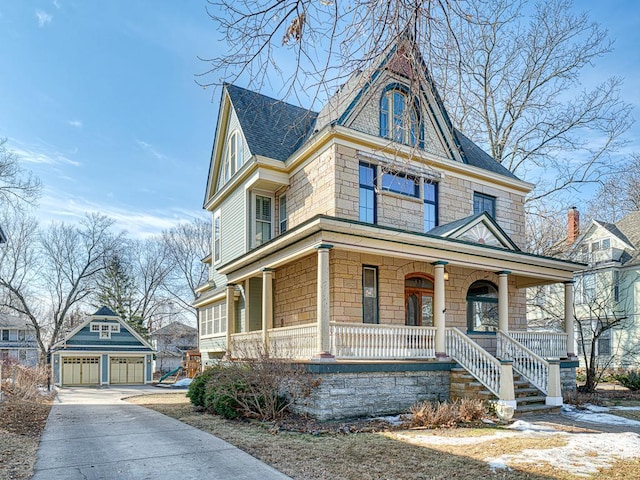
53,308,154,352
0,313,35,330
428,212,521,251
225,84,318,162
93,306,118,317
453,130,519,180
150,322,197,337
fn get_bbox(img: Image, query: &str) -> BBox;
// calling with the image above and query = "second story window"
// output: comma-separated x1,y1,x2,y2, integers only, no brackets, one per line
359,162,376,224
279,195,287,234
213,210,221,263
381,171,419,197
380,87,419,146
254,194,273,246
473,192,496,218
424,182,438,231
1,330,8,341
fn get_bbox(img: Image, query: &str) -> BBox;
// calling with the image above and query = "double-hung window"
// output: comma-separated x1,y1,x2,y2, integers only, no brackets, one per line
473,192,496,218
217,130,244,189
424,182,438,231
359,162,376,224
254,194,273,246
213,210,221,263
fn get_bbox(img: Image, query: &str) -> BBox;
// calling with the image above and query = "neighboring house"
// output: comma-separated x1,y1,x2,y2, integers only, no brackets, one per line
51,307,155,386
0,314,39,366
150,322,197,374
195,35,583,420
566,211,640,369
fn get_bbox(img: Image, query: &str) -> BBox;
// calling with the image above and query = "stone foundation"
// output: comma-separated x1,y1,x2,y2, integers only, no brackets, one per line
560,360,579,393
295,362,453,421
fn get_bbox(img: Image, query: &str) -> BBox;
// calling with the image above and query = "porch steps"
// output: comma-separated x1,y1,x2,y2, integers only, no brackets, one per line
449,367,561,416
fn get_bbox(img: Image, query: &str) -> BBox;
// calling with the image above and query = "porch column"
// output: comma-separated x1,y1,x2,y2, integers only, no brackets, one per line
262,269,274,354
498,271,510,333
225,284,235,356
432,261,447,358
315,244,334,359
564,281,576,358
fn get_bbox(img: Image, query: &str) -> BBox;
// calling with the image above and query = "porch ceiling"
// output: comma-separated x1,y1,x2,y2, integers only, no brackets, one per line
219,215,583,286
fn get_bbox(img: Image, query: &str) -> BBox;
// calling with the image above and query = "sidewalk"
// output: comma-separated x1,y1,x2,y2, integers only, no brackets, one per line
32,385,291,480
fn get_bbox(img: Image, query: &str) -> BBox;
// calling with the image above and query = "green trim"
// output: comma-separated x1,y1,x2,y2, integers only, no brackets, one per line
304,361,455,374
560,360,579,368
431,260,449,266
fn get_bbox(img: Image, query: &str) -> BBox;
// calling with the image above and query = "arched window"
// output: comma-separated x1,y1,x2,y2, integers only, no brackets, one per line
405,274,433,326
217,130,244,189
380,86,420,146
466,281,498,332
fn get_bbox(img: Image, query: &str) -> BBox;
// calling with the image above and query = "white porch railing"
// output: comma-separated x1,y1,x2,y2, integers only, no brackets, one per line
445,327,501,397
330,322,437,359
230,331,263,358
497,331,548,395
509,331,567,359
269,324,317,359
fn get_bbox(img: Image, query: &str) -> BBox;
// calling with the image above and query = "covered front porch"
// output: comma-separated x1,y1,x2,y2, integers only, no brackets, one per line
198,215,581,411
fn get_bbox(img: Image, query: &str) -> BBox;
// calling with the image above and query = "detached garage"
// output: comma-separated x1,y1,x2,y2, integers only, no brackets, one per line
51,307,155,387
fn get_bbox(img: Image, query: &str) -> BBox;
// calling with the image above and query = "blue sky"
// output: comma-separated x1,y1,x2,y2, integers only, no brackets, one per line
1,1,639,238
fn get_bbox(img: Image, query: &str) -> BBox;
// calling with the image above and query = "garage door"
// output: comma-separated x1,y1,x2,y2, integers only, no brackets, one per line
62,357,100,386
110,357,144,384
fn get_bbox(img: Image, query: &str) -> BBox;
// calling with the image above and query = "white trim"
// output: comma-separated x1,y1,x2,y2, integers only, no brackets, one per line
213,209,222,264
251,191,275,248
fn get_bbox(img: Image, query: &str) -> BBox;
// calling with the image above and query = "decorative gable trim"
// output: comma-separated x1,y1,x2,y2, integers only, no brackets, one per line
430,212,520,251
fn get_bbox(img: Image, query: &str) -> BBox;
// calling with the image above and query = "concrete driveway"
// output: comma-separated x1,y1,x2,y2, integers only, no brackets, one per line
32,385,291,480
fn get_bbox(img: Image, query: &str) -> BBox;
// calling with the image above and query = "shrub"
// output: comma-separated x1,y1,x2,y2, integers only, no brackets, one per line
614,369,640,391
407,399,487,428
187,367,217,407
189,354,319,421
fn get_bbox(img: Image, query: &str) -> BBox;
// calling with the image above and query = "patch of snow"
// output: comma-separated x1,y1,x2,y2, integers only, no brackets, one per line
609,405,640,411
562,405,640,427
506,420,558,433
371,415,404,426
172,378,192,388
488,432,640,477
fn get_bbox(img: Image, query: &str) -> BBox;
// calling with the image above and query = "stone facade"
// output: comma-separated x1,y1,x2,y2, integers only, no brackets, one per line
560,363,578,392
296,365,451,420
274,254,317,327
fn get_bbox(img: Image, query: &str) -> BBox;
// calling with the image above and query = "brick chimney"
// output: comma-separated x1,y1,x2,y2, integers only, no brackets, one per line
567,207,580,246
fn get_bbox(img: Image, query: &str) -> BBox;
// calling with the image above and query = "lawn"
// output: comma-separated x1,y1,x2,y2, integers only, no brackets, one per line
127,392,640,480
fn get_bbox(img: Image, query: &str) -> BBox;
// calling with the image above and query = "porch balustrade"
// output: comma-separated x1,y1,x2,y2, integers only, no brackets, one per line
509,331,567,359
497,331,549,394
445,327,501,397
330,322,437,359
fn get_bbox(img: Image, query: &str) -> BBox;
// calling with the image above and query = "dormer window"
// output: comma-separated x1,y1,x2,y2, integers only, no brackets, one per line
380,86,420,146
218,130,244,189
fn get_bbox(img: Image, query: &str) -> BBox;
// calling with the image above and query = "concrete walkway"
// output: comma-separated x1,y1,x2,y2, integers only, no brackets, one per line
32,385,291,480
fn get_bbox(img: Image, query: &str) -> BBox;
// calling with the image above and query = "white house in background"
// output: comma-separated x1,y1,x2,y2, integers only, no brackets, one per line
0,314,39,366
150,322,198,374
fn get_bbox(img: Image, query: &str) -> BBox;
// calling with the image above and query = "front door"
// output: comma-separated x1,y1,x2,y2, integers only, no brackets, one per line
405,290,434,326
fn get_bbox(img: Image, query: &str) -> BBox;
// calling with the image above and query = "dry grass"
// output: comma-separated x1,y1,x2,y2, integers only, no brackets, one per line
132,393,640,480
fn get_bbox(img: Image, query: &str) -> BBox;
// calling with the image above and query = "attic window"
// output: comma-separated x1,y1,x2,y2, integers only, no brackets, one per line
218,130,244,189
380,86,420,147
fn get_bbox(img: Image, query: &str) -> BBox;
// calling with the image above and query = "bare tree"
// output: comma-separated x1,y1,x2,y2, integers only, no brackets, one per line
0,138,41,205
161,218,211,322
202,0,630,209
0,211,122,360
586,153,640,223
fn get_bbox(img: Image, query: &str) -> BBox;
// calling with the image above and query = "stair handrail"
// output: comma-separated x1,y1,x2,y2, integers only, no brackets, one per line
445,327,501,397
497,331,548,395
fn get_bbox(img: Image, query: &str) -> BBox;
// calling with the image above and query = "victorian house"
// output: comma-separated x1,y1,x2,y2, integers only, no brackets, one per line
194,37,583,419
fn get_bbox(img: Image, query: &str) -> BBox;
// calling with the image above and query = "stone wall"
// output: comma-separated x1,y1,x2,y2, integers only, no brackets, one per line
286,146,336,230
296,364,452,420
274,254,317,327
560,364,578,393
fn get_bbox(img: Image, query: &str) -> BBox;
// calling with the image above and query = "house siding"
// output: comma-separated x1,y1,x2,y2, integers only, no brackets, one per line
220,186,246,266
274,254,317,327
